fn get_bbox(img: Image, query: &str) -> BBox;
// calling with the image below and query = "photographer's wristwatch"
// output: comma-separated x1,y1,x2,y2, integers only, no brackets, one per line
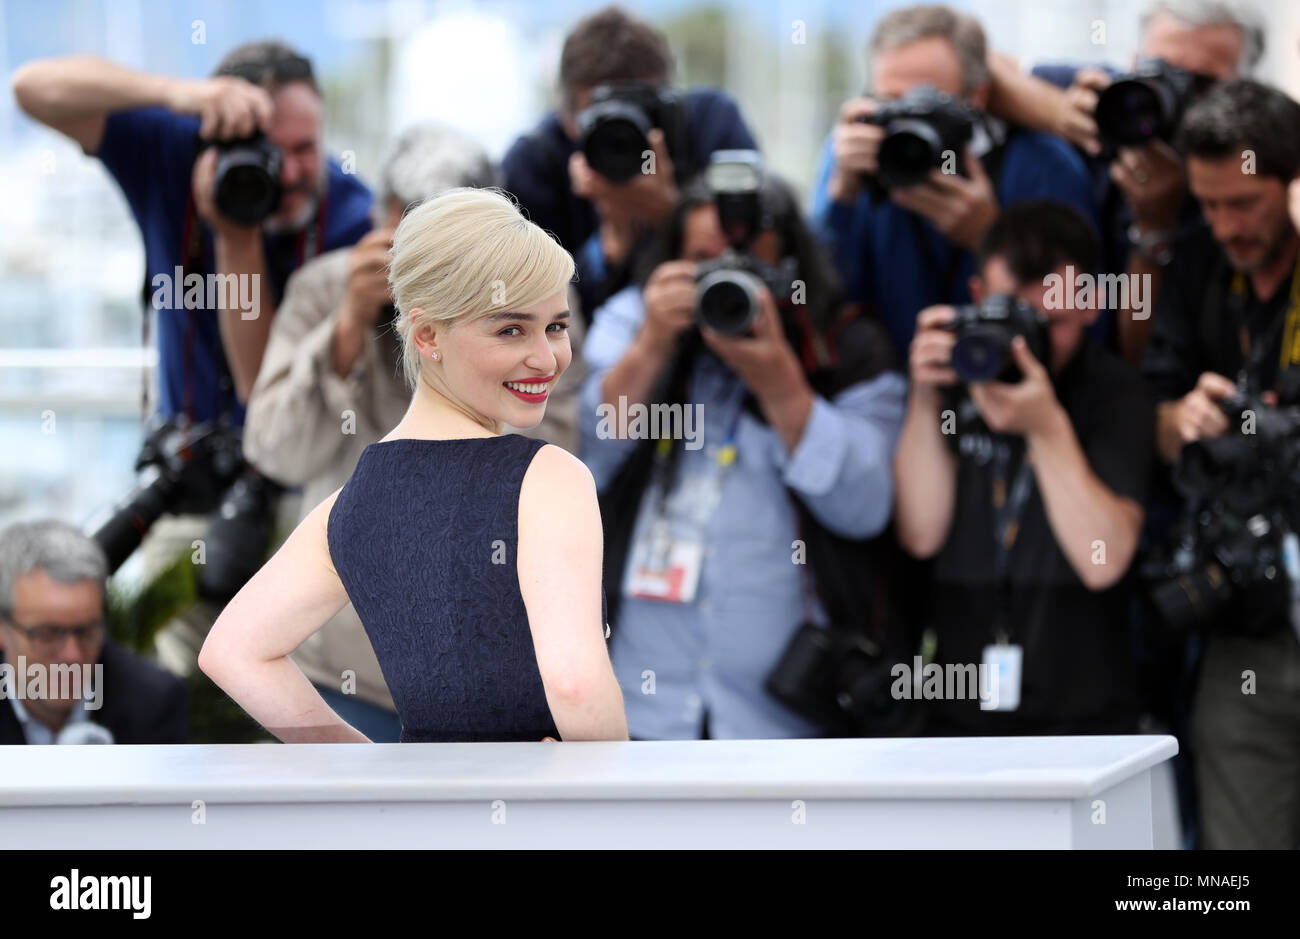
1127,224,1174,266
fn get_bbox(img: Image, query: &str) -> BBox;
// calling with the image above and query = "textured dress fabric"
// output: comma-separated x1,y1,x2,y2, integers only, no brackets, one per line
327,434,605,742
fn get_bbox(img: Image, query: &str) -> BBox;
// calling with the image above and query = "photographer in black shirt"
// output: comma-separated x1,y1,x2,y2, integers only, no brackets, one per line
895,201,1153,735
1141,79,1300,849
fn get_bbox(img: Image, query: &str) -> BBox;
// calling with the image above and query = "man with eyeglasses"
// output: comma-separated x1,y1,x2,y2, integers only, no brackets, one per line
0,521,188,745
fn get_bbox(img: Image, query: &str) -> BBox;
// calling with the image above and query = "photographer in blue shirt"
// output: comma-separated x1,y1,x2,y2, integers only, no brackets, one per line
13,41,373,603
581,156,906,739
503,6,756,320
811,4,1096,364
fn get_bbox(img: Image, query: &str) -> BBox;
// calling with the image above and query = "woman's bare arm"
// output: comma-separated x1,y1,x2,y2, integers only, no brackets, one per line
517,445,629,741
198,488,370,743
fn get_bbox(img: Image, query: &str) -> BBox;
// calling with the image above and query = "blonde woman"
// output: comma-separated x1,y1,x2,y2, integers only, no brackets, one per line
200,188,627,743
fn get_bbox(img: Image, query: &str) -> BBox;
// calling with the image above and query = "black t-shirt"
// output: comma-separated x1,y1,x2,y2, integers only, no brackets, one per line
925,340,1155,734
1142,224,1300,404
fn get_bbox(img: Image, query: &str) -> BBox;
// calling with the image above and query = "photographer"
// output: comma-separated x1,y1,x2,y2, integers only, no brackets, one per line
1140,80,1300,849
894,201,1153,735
1001,0,1264,362
502,5,756,319
12,41,373,638
12,40,372,421
243,125,586,741
579,158,906,739
811,4,1095,364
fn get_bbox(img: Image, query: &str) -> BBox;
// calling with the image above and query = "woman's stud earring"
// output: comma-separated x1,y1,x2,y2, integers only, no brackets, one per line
431,352,440,360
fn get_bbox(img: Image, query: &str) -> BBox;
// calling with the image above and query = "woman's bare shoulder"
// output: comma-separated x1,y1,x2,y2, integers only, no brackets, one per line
519,445,599,525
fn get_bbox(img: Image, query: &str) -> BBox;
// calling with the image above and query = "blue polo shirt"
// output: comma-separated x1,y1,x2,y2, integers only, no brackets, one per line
95,107,373,425
810,125,1098,361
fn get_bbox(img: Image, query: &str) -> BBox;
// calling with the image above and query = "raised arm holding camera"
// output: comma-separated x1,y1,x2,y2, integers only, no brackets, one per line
811,4,1096,365
996,0,1264,362
893,201,1153,736
12,41,373,609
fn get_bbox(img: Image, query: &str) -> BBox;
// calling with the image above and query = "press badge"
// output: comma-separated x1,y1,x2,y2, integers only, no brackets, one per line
980,642,1023,711
623,450,728,605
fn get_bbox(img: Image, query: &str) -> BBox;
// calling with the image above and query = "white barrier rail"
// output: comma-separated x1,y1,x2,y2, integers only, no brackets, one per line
0,735,1178,849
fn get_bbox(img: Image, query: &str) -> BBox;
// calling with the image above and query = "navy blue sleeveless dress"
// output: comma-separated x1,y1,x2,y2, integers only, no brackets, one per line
326,434,606,742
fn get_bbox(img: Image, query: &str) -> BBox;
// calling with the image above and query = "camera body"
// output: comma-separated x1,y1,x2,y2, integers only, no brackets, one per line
695,252,797,336
1094,57,1213,150
945,294,1051,384
89,418,245,575
766,621,915,736
858,85,978,190
1145,390,1300,635
212,133,284,225
576,82,686,183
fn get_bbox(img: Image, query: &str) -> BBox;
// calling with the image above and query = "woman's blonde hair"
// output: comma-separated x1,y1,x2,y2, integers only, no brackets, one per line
388,187,575,392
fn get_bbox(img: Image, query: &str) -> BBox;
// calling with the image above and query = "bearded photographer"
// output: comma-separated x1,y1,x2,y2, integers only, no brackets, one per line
580,155,906,740
992,0,1264,363
502,5,756,319
1140,80,1300,849
894,201,1154,736
811,3,1096,365
11,42,373,673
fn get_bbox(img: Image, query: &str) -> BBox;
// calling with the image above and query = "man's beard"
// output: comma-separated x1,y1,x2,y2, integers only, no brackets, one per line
1229,214,1297,273
264,184,321,234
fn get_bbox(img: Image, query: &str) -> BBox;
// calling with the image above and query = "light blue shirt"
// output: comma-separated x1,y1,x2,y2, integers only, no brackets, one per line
5,693,91,745
580,285,907,739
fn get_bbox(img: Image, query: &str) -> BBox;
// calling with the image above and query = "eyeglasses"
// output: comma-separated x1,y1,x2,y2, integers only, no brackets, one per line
1,618,104,650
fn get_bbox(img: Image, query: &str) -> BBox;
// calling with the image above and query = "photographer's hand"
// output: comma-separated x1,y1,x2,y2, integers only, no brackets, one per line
828,97,882,204
889,147,999,253
1057,68,1109,157
332,227,397,379
570,129,678,244
1156,371,1235,462
1112,139,1185,234
699,290,812,454
968,336,1064,437
171,75,274,141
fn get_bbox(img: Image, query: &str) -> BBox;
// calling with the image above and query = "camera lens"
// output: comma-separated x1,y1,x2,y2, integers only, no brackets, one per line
1096,79,1174,147
951,325,1012,384
214,140,283,225
878,118,942,187
579,100,654,183
696,270,762,336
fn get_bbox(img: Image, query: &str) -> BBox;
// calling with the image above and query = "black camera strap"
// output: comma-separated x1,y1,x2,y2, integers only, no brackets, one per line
989,440,1036,643
1228,260,1300,396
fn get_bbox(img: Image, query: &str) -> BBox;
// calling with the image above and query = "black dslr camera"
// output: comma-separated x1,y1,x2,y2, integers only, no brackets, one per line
1144,388,1300,635
944,294,1050,384
857,85,977,190
576,82,686,183
692,151,797,336
88,417,282,602
209,133,284,225
1094,58,1214,150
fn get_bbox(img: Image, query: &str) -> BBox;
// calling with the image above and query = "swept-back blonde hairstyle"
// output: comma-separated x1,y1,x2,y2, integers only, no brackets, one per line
388,187,575,392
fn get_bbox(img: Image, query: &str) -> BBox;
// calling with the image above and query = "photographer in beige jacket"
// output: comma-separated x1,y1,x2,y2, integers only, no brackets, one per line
243,124,586,739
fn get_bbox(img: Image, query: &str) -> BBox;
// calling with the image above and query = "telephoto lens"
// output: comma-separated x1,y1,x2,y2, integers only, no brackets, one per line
695,268,764,336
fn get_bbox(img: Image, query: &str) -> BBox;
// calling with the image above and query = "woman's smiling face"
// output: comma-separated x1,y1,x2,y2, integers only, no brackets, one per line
427,288,573,429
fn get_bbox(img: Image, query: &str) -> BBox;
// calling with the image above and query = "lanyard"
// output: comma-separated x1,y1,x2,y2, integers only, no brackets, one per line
1231,258,1300,391
989,441,1036,642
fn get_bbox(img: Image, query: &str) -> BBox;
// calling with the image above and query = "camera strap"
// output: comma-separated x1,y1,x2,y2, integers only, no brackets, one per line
990,441,1036,643
1229,258,1300,394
